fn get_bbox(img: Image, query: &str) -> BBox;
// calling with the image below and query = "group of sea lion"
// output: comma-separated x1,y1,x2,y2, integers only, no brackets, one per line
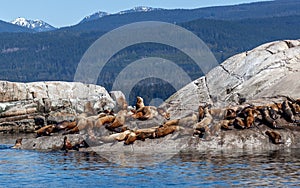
13,96,300,150
31,96,174,151
193,97,300,144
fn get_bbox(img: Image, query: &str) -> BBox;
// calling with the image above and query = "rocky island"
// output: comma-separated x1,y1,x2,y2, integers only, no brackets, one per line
1,39,300,153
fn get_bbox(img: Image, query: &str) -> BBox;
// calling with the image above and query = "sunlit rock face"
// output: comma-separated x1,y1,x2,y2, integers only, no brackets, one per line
0,81,114,133
164,39,300,116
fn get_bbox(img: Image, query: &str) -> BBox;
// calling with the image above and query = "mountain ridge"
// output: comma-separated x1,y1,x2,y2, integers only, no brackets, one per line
64,0,300,32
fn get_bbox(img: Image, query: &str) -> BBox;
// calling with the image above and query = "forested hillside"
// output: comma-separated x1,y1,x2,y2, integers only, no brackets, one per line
1,0,300,104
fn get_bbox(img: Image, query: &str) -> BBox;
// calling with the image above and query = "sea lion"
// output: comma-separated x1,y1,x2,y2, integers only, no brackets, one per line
106,110,127,130
193,106,213,138
94,115,116,128
198,105,205,121
63,116,96,135
291,102,300,115
157,107,170,120
163,119,180,127
132,106,167,120
124,132,137,145
265,130,283,144
98,130,132,143
154,125,179,138
12,138,22,149
242,107,259,128
260,107,277,129
136,96,145,110
61,136,88,152
194,106,213,130
36,125,55,137
224,108,237,120
62,136,73,151
115,130,132,141
296,99,300,105
219,119,234,130
174,113,198,127
55,121,77,131
233,117,245,129
282,100,296,123
268,105,280,120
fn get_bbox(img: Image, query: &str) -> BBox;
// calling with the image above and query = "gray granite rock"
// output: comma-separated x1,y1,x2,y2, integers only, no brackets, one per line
0,81,115,133
163,39,300,112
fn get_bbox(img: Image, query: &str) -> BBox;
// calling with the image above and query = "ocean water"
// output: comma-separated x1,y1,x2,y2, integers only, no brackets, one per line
0,135,299,187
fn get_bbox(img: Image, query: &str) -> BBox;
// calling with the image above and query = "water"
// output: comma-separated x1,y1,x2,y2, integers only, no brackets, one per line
0,135,300,187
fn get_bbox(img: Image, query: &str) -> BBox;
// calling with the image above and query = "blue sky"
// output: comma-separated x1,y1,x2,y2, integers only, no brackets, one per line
1,0,268,28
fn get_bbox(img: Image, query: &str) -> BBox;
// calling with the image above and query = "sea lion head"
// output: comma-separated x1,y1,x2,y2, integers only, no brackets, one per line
12,138,22,149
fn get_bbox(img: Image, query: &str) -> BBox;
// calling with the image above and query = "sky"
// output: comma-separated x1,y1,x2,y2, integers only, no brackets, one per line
0,0,269,28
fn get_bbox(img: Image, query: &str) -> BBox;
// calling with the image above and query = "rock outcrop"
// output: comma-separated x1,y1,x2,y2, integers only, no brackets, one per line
164,39,300,118
0,81,115,133
4,39,300,154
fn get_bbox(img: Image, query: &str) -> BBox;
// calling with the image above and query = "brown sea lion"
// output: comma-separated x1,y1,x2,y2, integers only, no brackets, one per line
282,100,296,123
63,116,96,135
136,96,145,110
36,125,55,137
174,113,198,127
12,138,22,149
219,119,234,130
260,107,277,129
157,107,170,120
242,107,259,128
61,136,88,152
163,119,180,127
115,130,132,141
106,110,127,130
291,102,300,115
296,99,300,105
132,106,166,120
62,136,73,151
233,117,245,129
224,108,237,120
265,130,283,144
154,125,179,138
198,105,205,121
194,106,213,130
94,115,116,128
55,121,77,131
124,132,137,145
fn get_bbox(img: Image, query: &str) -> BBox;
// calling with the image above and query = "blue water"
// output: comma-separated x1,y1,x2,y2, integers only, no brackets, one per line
0,136,300,187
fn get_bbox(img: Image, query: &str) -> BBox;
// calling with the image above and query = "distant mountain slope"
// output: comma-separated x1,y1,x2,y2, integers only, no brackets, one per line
66,0,300,32
0,20,33,33
11,17,56,32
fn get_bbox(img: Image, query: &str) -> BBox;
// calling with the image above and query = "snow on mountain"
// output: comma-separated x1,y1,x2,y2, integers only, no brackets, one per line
118,6,162,14
80,11,110,23
80,6,162,23
11,17,56,32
